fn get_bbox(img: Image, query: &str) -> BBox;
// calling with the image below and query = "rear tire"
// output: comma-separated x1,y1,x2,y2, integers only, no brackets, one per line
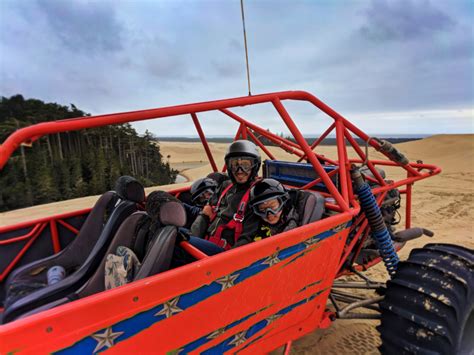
378,243,474,354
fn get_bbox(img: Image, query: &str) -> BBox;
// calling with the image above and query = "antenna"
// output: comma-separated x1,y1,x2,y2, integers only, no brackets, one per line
240,0,252,96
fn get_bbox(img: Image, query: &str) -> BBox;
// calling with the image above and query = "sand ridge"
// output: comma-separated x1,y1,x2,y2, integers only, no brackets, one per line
0,135,473,353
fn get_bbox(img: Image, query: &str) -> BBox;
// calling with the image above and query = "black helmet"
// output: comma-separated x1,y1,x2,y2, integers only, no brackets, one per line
225,140,261,183
250,178,289,204
190,178,218,206
250,179,289,218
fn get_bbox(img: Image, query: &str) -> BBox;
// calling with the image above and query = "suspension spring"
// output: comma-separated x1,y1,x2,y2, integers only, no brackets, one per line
352,168,399,277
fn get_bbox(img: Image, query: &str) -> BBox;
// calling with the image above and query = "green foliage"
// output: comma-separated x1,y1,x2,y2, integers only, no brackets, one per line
0,95,178,212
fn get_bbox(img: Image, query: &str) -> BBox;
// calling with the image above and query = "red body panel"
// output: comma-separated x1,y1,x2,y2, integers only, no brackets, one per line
0,215,350,354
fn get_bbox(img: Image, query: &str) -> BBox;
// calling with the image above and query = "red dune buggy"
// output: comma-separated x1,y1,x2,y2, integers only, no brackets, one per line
0,91,472,354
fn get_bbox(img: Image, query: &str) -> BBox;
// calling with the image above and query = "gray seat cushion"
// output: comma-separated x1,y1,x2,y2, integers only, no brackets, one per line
296,190,325,225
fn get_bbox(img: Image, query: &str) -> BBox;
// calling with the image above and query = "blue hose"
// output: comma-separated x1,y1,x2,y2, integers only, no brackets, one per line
352,169,399,277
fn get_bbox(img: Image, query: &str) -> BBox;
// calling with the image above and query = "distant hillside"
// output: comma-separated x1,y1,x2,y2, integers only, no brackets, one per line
0,95,177,211
156,136,424,145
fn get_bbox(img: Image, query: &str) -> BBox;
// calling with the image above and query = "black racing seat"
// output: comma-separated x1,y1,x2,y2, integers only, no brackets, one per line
2,176,145,324
289,189,325,225
8,192,187,320
63,191,184,298
134,192,186,280
76,211,148,298
89,191,186,295
0,191,117,307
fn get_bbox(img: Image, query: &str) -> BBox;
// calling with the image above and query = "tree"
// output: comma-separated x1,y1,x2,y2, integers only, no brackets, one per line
0,95,177,211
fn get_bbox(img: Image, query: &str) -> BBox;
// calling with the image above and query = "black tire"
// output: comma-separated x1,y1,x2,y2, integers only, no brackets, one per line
378,243,474,354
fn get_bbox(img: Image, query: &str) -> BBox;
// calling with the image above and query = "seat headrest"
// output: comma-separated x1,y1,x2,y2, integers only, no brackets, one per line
299,190,325,224
114,176,145,203
146,191,186,227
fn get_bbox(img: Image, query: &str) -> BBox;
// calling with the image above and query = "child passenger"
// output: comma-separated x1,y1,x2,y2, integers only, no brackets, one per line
248,178,300,240
182,172,230,229
182,177,218,228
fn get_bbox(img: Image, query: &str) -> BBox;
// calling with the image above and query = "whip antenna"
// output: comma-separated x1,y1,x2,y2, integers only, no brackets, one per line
240,0,252,96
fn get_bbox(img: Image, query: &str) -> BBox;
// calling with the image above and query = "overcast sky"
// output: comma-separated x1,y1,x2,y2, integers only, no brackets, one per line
1,0,473,136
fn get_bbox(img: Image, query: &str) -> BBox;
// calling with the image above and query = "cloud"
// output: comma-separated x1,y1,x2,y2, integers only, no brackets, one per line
0,0,472,135
228,38,243,51
359,0,455,42
37,0,124,53
211,60,243,77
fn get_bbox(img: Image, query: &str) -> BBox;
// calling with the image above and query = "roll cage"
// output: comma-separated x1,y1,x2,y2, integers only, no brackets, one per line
0,90,440,273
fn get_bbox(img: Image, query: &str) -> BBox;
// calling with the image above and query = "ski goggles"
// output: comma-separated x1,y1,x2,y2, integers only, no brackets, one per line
228,157,256,174
251,196,286,218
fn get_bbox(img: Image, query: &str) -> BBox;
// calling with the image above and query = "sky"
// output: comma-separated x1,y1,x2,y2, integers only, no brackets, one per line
0,0,473,137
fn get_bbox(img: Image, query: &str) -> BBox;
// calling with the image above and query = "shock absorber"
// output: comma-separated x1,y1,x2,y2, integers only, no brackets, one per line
351,167,399,277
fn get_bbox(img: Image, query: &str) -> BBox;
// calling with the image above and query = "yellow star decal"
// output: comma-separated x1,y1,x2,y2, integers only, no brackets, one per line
262,252,280,267
154,297,183,318
228,331,247,347
215,273,239,290
91,327,124,353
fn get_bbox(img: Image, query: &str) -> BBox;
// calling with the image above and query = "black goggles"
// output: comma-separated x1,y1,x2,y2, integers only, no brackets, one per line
228,157,255,173
251,196,286,218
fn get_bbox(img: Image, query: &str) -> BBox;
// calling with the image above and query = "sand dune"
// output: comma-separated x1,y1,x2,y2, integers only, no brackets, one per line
1,135,472,353
397,134,474,173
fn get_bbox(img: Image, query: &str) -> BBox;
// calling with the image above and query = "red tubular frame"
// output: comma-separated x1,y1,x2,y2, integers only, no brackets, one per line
343,129,385,185
0,223,47,282
179,241,209,260
57,220,79,234
298,122,335,162
240,123,248,139
0,90,441,280
246,129,276,160
220,109,305,157
0,90,444,354
0,223,43,246
50,220,61,254
0,209,86,282
406,181,413,229
191,113,218,172
335,120,349,202
272,98,350,211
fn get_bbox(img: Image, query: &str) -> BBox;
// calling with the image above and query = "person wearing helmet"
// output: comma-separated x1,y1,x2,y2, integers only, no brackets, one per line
189,140,261,251
190,177,218,206
182,177,219,228
206,171,230,186
249,178,299,240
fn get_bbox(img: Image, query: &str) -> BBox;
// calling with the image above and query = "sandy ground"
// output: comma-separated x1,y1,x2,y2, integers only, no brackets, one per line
1,135,473,353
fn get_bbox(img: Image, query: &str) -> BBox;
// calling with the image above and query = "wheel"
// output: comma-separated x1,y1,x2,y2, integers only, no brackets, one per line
378,243,474,354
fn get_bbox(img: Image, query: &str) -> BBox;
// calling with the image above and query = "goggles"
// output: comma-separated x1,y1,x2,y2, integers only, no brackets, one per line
252,196,286,218
228,157,255,173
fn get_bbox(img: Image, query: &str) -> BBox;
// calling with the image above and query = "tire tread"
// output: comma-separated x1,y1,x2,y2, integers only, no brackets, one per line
379,243,474,354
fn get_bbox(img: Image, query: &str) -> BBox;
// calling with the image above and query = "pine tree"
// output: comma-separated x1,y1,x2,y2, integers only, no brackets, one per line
0,95,177,211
